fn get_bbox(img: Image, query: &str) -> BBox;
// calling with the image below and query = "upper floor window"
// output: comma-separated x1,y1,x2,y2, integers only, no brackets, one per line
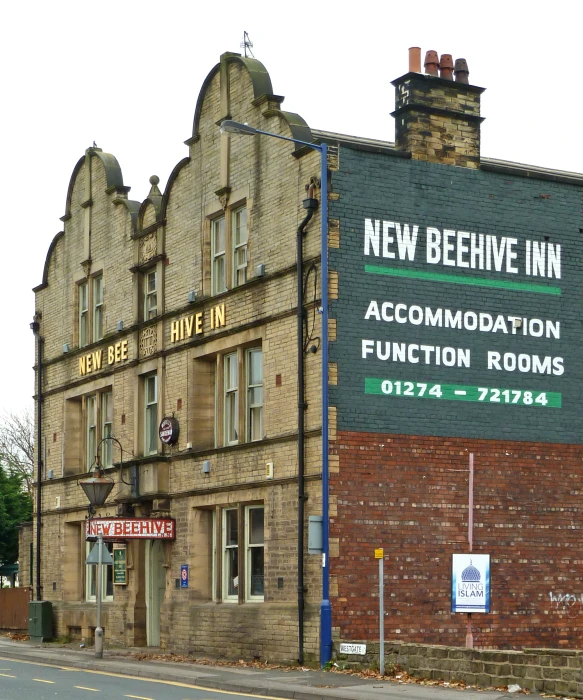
210,204,248,296
212,216,226,295
63,387,112,477
217,346,262,448
246,348,263,442
78,274,103,347
79,282,89,347
144,270,158,320
144,373,158,455
85,389,113,470
224,353,238,445
101,391,113,467
232,206,247,286
86,394,97,470
93,275,103,341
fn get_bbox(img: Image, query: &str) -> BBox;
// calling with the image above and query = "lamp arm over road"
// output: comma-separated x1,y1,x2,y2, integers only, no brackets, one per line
95,435,132,486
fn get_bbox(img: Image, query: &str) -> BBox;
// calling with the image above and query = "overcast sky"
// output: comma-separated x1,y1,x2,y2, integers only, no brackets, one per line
2,1,581,417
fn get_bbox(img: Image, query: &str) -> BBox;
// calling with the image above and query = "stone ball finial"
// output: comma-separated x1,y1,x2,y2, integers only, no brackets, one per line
149,175,160,186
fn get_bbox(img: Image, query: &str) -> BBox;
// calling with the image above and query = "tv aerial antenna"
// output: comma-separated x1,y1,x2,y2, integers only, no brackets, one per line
241,31,254,58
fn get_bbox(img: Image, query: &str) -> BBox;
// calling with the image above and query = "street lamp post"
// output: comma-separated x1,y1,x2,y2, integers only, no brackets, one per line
220,120,331,665
79,464,114,658
30,317,43,602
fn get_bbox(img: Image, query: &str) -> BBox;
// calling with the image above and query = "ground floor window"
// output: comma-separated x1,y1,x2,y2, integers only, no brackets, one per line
217,504,264,602
223,508,239,600
246,505,264,599
85,541,114,602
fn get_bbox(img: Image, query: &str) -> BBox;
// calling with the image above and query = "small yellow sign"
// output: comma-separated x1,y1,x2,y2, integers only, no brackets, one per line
374,548,384,559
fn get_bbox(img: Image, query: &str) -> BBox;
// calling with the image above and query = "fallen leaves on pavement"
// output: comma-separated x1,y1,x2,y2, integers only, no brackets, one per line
2,632,29,642
115,650,531,693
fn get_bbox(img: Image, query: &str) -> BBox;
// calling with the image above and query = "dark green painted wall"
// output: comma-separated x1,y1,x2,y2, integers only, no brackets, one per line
329,148,583,442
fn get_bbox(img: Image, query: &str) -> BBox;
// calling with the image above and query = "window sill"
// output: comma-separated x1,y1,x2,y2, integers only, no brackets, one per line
123,454,169,467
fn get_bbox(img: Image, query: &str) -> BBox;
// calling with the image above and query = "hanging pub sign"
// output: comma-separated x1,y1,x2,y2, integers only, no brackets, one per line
451,553,491,613
159,416,179,445
86,517,176,540
113,544,127,585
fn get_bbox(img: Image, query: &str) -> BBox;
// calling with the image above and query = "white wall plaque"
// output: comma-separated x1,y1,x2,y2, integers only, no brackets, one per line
339,643,366,655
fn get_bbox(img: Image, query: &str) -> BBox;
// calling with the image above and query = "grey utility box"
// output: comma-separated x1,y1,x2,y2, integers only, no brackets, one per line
28,601,53,641
308,515,323,554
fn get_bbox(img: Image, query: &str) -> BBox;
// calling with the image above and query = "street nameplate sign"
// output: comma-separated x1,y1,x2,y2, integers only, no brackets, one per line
339,643,367,655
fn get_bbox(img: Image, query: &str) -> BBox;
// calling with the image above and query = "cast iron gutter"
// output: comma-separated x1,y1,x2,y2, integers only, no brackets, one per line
297,193,318,665
31,318,43,601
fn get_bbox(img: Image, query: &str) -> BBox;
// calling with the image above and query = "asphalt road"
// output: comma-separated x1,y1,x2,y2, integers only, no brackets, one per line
0,657,281,700
0,638,515,700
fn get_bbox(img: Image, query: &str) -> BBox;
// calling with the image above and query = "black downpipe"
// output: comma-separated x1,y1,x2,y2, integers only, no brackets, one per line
31,319,43,601
297,194,319,664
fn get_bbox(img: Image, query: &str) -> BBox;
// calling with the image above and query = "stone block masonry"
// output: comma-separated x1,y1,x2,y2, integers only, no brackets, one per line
30,50,327,662
336,642,583,697
392,72,484,168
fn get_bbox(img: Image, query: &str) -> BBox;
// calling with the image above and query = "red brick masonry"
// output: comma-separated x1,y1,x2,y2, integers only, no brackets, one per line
331,432,583,649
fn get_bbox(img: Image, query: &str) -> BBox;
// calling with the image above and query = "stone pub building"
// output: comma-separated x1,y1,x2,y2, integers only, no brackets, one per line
23,47,583,661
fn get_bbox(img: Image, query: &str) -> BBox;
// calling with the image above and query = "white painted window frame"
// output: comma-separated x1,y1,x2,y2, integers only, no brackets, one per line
86,394,97,471
92,274,104,341
224,352,238,445
85,541,114,602
144,373,158,455
246,348,263,442
245,505,265,602
101,391,113,467
232,205,248,287
211,215,226,295
222,508,239,602
79,281,89,347
144,269,158,320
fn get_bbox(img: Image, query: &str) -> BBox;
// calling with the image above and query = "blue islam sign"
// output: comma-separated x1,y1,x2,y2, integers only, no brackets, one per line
451,553,490,613
180,564,189,589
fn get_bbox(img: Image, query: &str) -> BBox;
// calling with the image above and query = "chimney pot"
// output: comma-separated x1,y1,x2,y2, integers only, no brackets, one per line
409,46,422,73
454,58,470,84
439,54,454,80
424,50,439,76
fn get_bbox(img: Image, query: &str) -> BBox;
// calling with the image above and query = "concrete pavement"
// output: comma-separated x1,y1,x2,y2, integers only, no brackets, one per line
0,636,513,700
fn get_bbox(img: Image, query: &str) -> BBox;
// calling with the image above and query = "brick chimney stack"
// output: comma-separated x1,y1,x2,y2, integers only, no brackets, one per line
392,48,485,168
